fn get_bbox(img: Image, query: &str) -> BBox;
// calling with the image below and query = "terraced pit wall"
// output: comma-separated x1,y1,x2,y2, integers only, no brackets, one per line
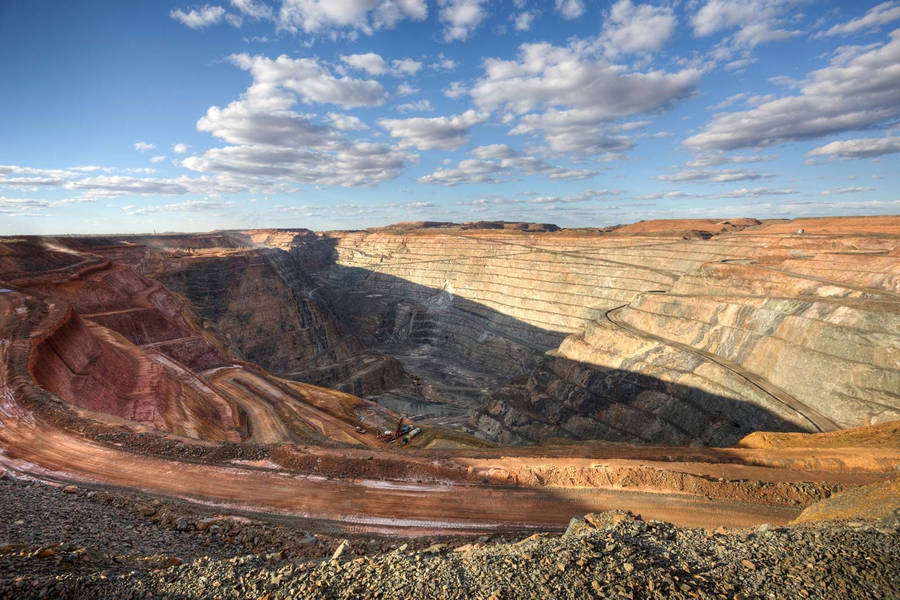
309,227,899,445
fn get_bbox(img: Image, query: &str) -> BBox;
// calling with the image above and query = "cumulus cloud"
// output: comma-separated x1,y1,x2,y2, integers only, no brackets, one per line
230,53,387,108
327,112,368,130
392,58,422,76
510,108,636,155
172,143,189,154
186,68,408,188
431,54,457,71
807,136,900,160
170,5,228,28
438,0,488,41
657,168,770,183
277,0,427,34
471,42,699,117
341,52,387,75
555,0,585,20
395,99,433,113
230,0,273,20
150,155,168,163
514,11,536,32
65,176,195,196
685,30,900,150
134,141,156,152
340,54,423,80
378,110,488,150
0,164,288,201
598,0,677,56
470,41,697,156
444,81,467,99
196,85,341,147
184,143,408,187
818,2,900,37
418,144,596,185
691,0,802,47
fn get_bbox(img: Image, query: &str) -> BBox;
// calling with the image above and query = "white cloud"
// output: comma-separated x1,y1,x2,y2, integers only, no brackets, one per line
0,176,66,188
341,52,388,75
231,0,273,20
150,155,168,163
514,11,536,32
510,108,636,155
471,41,697,156
172,143,189,154
820,186,874,196
715,187,796,198
170,5,227,29
691,0,803,47
196,86,340,147
807,136,900,160
0,165,286,200
66,176,196,196
419,144,596,185
438,0,488,42
396,99,434,113
0,197,53,215
471,42,699,117
686,30,900,150
340,54,424,81
819,2,900,37
327,112,368,130
657,168,770,183
186,62,408,188
124,199,234,215
278,0,427,35
134,141,156,152
685,152,774,167
184,143,408,187
530,189,615,204
378,110,488,150
555,0,585,20
444,81,467,99
431,54,457,70
392,58,422,76
230,53,387,108
708,92,747,110
598,0,677,56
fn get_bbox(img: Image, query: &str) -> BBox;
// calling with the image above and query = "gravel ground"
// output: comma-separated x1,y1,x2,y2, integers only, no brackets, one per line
1,474,898,600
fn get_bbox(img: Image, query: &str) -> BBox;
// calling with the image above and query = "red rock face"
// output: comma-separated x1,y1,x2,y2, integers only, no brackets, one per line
6,242,242,440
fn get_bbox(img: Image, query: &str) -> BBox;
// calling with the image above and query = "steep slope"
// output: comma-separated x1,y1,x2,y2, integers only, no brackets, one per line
312,219,900,444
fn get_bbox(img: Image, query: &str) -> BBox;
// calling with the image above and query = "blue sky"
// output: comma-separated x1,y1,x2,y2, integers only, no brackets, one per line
2,0,899,234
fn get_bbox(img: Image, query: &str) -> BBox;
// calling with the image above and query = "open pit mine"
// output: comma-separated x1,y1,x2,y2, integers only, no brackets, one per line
1,215,898,599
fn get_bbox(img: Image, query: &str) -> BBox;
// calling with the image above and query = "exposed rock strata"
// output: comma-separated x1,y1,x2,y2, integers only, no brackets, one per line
313,220,900,444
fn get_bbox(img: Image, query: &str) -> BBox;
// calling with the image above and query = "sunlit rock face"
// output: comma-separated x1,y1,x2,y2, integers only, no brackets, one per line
309,218,900,445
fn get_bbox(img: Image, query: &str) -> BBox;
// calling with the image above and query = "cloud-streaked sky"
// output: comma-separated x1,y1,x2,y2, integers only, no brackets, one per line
2,1,899,234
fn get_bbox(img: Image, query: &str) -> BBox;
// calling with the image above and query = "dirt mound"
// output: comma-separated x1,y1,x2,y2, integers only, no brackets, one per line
739,420,900,449
795,476,900,523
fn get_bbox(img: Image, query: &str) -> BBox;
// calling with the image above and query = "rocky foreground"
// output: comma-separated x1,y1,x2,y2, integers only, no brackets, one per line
2,475,897,600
